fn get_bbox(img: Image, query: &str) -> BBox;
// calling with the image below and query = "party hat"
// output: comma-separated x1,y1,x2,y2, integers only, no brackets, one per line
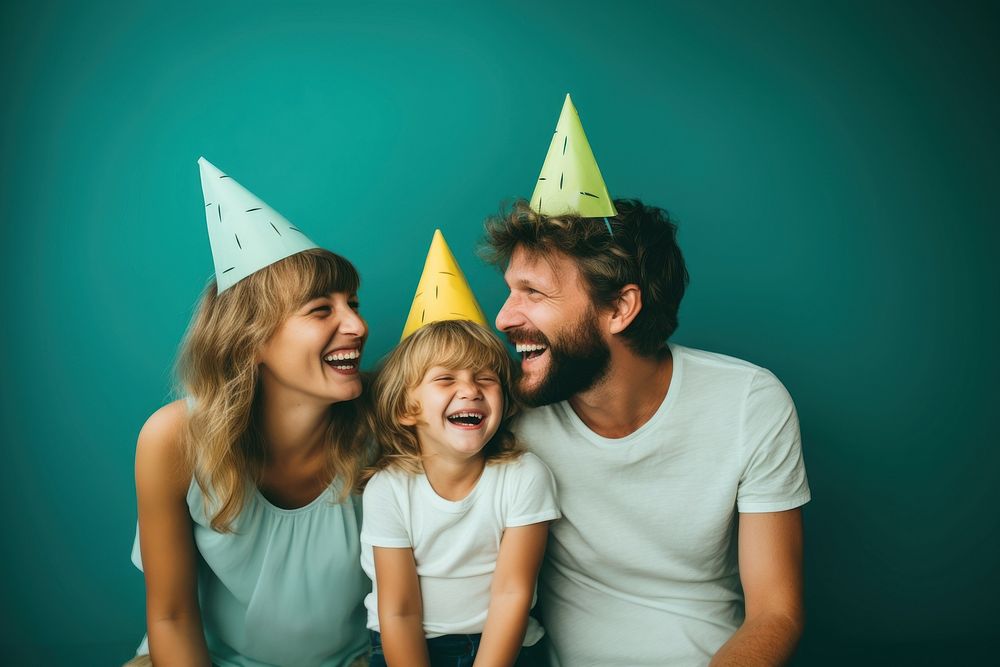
199,157,318,293
401,230,487,340
530,94,617,219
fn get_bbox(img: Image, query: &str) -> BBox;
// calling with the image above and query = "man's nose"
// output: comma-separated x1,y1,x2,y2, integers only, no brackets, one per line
495,294,520,332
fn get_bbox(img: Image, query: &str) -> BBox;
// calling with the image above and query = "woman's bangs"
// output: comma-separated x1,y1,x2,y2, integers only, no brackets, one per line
289,250,361,306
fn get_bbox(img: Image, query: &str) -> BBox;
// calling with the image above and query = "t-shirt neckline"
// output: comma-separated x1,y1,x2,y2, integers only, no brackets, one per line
253,480,338,515
418,463,491,513
556,343,685,449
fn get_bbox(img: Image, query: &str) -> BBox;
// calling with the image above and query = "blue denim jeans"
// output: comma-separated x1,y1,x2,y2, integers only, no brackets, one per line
368,630,549,667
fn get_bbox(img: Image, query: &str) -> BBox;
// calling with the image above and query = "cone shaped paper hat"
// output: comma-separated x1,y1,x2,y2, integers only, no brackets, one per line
199,157,318,293
401,230,488,340
530,94,617,218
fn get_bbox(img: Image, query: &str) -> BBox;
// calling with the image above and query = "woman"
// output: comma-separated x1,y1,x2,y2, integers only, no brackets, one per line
128,159,370,666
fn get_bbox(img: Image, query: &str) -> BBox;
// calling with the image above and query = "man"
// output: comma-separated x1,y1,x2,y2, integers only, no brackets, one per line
480,197,810,666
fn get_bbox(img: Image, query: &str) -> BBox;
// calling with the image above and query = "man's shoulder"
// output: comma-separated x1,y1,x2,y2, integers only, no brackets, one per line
674,345,795,425
674,343,766,374
673,343,783,389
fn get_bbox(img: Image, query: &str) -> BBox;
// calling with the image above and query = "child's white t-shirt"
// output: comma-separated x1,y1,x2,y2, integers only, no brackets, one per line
360,452,560,645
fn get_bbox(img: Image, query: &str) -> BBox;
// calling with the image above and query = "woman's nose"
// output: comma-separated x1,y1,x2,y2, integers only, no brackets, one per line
341,308,367,338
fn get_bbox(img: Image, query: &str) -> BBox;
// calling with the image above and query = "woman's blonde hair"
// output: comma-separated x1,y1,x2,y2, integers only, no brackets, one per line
365,320,521,481
177,248,369,532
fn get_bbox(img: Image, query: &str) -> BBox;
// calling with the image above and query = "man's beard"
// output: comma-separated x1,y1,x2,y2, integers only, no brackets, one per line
511,315,611,408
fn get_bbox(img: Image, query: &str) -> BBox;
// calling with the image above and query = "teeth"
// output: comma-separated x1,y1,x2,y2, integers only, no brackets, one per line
515,343,547,353
450,411,484,419
323,350,360,362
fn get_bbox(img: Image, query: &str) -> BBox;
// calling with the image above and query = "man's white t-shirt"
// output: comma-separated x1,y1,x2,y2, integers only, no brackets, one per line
515,344,811,666
360,452,560,645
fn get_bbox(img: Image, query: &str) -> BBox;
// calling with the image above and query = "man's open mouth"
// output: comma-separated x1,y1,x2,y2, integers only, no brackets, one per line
515,343,548,361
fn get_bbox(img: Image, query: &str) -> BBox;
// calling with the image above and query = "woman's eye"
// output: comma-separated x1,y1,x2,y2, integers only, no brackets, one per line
309,306,331,315
349,302,360,311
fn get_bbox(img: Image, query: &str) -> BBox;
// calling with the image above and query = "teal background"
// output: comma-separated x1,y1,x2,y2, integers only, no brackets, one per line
1,1,997,664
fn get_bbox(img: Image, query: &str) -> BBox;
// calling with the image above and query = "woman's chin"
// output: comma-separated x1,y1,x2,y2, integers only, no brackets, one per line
326,381,363,404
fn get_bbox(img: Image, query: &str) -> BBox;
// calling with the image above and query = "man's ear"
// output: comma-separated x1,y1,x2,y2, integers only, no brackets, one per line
608,284,642,335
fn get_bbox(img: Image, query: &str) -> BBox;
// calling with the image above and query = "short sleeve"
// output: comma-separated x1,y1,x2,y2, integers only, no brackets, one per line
503,453,561,527
360,472,412,548
737,370,811,513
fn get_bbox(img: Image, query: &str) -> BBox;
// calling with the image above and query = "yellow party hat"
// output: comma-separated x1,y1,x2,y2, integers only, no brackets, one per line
401,230,488,340
530,94,617,219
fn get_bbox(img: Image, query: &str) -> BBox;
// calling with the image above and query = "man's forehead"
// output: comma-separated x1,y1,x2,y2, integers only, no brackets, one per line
506,246,580,288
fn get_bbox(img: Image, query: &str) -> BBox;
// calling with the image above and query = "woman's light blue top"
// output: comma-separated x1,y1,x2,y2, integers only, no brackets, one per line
131,477,369,666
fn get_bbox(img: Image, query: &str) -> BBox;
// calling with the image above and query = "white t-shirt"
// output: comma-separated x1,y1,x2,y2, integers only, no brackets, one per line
515,344,811,667
360,452,561,645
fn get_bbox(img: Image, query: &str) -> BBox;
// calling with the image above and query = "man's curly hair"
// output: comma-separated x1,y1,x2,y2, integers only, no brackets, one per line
480,199,689,356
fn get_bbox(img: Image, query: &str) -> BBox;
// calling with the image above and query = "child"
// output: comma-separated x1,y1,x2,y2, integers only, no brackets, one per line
361,319,560,667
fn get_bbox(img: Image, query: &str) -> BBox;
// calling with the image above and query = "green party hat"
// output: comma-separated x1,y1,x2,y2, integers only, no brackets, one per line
530,94,617,219
199,157,318,293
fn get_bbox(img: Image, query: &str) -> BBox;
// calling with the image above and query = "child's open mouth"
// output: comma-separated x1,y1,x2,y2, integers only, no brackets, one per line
447,411,485,427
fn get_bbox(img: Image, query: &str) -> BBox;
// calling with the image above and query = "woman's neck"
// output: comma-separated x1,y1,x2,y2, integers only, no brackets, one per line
258,386,332,467
421,452,486,502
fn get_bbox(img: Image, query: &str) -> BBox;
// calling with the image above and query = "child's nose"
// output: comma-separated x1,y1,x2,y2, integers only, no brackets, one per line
457,380,483,399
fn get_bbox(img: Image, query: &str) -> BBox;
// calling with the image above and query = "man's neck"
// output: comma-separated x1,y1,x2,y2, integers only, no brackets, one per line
568,346,673,439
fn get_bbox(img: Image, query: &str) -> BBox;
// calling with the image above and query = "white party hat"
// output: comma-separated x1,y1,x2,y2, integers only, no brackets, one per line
199,157,318,293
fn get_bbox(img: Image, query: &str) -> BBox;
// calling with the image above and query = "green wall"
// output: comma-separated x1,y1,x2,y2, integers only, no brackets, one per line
1,1,996,664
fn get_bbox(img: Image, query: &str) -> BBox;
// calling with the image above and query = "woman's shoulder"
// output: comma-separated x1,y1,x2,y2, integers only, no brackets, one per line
137,399,189,454
142,397,189,431
135,399,193,494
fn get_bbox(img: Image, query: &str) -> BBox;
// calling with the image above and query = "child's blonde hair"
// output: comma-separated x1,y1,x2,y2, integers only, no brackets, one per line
366,320,521,481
